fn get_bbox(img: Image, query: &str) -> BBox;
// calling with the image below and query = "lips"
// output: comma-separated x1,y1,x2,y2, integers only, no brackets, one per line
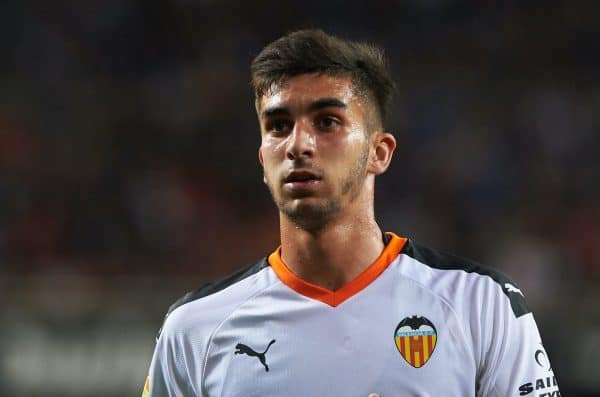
282,170,322,193
284,170,322,183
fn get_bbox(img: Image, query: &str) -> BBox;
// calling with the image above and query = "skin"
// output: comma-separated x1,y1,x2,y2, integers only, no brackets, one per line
258,73,396,291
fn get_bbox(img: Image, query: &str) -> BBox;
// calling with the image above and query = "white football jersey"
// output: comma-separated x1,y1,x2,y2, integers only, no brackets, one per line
142,233,560,397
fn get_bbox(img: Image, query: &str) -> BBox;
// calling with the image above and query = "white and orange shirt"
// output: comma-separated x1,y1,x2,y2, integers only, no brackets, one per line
143,233,560,397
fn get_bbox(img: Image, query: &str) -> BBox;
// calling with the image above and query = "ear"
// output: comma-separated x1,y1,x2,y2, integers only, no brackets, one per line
368,132,396,175
258,146,264,166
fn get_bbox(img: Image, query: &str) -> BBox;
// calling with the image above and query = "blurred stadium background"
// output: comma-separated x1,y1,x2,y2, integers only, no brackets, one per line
1,1,598,396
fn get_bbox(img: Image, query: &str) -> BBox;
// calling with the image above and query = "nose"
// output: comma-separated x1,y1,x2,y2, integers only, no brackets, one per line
286,120,315,160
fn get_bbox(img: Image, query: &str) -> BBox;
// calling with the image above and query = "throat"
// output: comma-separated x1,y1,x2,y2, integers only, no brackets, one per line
296,261,351,291
279,224,385,291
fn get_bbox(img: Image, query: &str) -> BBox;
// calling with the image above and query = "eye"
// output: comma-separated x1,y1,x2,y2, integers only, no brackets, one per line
266,119,293,135
316,116,341,131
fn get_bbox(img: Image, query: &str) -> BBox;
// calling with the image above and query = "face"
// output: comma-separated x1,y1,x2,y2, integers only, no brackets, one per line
257,73,374,230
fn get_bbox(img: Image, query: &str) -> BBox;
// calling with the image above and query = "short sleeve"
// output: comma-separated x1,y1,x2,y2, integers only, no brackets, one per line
143,321,198,397
477,283,560,396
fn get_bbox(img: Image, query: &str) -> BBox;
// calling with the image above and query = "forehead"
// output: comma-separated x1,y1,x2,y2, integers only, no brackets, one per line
258,73,359,114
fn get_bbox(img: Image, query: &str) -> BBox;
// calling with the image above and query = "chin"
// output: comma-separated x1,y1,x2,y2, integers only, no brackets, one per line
279,198,341,230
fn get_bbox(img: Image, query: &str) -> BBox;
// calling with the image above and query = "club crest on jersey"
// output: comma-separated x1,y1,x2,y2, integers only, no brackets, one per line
394,315,437,368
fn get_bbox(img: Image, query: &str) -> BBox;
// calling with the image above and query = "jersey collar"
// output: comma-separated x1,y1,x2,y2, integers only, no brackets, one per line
267,232,407,307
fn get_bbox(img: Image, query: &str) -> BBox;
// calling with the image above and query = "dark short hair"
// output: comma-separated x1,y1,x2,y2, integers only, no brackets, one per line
251,29,395,127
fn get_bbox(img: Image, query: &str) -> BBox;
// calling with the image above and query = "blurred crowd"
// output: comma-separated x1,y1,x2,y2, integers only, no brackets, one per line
0,1,599,395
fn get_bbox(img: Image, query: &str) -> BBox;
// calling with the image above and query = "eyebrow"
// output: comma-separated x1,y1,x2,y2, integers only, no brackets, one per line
262,106,290,118
261,98,347,118
308,98,347,111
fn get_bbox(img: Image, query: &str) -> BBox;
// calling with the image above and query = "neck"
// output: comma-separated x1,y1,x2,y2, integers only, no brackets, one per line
278,197,384,291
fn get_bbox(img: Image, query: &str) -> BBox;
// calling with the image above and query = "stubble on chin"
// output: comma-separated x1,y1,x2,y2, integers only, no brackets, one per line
264,174,338,231
281,198,341,231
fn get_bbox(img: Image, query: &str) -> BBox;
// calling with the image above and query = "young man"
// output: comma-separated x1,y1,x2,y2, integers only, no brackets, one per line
142,30,560,397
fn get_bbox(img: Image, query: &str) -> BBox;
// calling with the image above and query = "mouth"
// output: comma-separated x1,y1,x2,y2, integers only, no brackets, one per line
282,170,322,192
284,170,322,184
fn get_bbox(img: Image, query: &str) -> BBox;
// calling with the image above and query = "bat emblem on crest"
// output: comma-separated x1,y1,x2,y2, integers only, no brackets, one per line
394,315,437,368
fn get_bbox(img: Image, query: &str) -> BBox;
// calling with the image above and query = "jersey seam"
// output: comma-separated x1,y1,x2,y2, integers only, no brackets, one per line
489,381,501,397
475,277,509,390
200,269,278,396
402,240,530,318
482,294,529,396
157,330,197,397
397,253,477,372
402,253,516,393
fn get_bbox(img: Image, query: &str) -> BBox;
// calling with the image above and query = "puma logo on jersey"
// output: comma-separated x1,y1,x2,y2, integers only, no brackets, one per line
234,339,276,372
504,283,524,296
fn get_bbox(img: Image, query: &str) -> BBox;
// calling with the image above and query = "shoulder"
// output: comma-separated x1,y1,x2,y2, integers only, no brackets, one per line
158,258,272,339
167,258,270,316
398,239,530,318
146,259,274,394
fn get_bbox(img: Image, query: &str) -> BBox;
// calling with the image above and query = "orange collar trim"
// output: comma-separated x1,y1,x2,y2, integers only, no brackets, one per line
267,232,407,307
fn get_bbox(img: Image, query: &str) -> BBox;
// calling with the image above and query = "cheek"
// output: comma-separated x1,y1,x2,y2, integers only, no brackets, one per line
259,141,281,173
335,129,368,160
347,128,367,146
260,138,288,165
347,115,368,141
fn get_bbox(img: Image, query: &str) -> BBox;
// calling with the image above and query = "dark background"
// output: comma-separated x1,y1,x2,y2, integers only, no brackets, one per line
1,0,598,395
